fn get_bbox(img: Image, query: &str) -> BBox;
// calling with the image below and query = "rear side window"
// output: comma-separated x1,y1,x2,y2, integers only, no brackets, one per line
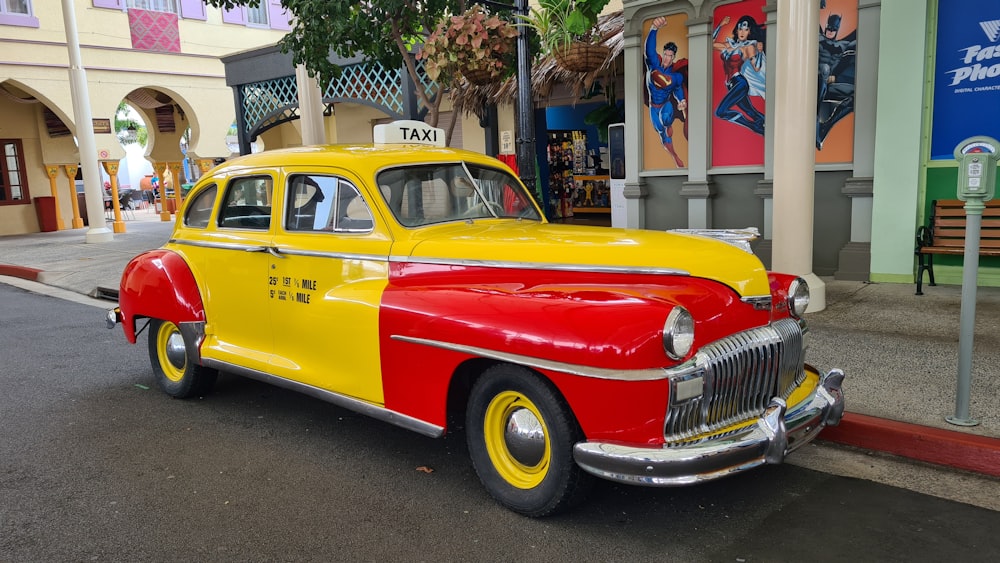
183,184,217,228
219,176,272,230
285,174,374,233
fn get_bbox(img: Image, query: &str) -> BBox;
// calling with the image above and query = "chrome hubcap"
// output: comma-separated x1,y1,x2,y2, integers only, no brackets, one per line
504,407,546,466
165,332,186,370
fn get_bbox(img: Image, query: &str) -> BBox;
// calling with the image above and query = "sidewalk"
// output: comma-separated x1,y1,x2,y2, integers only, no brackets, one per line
1,212,998,478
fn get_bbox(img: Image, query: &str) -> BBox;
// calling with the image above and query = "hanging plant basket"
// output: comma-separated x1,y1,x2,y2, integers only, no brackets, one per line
461,66,499,86
553,42,610,73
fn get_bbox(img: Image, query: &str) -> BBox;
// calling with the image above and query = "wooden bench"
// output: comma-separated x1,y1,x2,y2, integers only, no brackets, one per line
914,199,1000,295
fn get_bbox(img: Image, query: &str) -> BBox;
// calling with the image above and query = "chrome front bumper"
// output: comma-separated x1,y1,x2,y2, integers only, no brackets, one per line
573,367,845,486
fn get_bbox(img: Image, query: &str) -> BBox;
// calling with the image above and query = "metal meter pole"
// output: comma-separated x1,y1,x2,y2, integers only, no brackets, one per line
947,198,984,426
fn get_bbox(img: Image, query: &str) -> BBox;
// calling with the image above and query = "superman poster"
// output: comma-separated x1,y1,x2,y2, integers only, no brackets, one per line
710,0,766,168
642,13,690,171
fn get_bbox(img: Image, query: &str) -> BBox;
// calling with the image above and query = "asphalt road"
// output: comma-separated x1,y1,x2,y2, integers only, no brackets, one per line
2,283,999,562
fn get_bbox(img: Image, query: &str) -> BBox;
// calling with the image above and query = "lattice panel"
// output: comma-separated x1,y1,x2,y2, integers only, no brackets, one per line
325,61,404,115
240,76,300,136
238,61,438,140
324,59,436,117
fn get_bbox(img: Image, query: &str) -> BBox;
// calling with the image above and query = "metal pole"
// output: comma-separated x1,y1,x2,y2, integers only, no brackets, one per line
513,0,536,192
61,0,113,242
947,199,984,426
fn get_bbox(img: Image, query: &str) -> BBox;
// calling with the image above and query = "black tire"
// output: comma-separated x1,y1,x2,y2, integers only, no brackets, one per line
465,364,593,517
147,318,218,398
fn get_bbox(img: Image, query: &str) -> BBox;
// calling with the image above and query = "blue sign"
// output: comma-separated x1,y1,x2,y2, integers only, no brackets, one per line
931,1,1000,160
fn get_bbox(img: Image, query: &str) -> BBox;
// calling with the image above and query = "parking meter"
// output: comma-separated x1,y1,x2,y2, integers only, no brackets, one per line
948,135,999,427
954,136,998,202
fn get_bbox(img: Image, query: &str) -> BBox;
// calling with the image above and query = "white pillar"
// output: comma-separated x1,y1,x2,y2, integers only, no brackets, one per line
623,33,646,229
773,0,825,311
682,17,715,229
834,0,881,281
295,64,326,146
61,0,112,243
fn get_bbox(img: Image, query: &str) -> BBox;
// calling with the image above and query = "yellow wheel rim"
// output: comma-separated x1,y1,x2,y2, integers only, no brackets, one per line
483,391,551,489
156,321,187,383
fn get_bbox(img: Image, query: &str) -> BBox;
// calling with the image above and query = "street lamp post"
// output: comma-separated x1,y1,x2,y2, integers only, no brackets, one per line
61,0,113,242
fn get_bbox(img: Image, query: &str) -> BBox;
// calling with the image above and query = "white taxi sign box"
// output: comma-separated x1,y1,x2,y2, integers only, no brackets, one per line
373,120,446,147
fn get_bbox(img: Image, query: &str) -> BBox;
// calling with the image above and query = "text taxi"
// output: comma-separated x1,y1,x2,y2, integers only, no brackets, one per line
107,120,844,517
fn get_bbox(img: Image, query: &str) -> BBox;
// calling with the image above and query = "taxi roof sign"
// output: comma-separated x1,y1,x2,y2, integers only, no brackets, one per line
373,120,446,147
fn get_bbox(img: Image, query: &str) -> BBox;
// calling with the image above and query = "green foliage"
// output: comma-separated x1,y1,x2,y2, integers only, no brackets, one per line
417,4,518,86
207,0,461,83
114,102,147,146
516,0,610,54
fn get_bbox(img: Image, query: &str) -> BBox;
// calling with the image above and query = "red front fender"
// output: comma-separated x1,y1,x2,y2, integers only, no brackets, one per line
118,249,205,343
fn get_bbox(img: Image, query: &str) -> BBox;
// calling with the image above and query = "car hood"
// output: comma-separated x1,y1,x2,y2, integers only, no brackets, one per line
402,222,771,297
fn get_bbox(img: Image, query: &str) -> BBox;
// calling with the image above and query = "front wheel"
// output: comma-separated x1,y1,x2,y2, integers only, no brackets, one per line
466,365,593,517
147,318,217,398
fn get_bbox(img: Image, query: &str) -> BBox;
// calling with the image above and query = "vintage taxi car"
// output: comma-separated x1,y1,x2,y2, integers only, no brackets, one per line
107,121,844,517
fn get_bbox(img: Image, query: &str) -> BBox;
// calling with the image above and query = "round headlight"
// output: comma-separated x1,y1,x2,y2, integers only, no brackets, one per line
663,306,695,360
788,278,810,317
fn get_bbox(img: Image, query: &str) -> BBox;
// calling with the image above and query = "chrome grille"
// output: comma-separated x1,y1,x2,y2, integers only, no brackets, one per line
664,318,805,445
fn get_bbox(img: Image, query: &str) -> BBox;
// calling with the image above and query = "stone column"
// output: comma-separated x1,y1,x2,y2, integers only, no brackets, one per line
683,16,715,229
168,161,184,215
64,164,84,229
295,64,327,146
773,0,825,311
623,33,647,228
45,165,66,230
834,0,880,281
155,161,171,222
102,161,125,233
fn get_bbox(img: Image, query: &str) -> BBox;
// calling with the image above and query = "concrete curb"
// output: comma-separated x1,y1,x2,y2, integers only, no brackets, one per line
0,263,42,281
819,412,1000,478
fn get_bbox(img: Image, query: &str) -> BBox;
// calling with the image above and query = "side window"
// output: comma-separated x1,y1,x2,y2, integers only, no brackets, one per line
1,0,38,27
218,176,272,230
183,184,217,228
284,174,373,233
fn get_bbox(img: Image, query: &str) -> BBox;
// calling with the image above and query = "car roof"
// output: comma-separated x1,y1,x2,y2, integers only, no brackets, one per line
211,144,502,176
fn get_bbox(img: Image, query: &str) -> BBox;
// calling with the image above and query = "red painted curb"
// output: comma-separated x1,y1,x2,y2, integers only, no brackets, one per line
0,264,42,282
819,412,1000,478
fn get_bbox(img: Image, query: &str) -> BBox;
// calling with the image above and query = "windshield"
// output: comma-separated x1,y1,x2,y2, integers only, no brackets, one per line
375,162,542,227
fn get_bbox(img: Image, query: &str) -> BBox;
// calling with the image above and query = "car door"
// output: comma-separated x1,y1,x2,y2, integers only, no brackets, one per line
267,169,393,405
187,174,276,373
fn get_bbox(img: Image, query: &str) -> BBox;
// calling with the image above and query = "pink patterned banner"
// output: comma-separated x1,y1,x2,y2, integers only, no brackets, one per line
129,8,180,53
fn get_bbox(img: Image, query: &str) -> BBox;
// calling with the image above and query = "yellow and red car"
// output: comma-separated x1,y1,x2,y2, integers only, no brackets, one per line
107,121,844,517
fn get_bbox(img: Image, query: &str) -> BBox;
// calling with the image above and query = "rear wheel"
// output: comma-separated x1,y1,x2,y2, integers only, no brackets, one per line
466,365,593,517
147,318,217,398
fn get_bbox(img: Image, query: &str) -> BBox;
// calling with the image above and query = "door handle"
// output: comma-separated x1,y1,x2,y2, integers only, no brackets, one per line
266,246,285,259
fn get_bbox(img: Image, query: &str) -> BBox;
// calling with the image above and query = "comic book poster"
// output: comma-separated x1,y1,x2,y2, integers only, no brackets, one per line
641,13,689,171
816,0,858,164
710,0,766,168
931,0,1000,160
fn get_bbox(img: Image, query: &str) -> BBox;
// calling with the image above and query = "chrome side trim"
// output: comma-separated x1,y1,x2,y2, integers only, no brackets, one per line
388,255,690,277
276,248,389,262
573,367,846,486
199,357,445,438
170,239,265,252
392,335,672,382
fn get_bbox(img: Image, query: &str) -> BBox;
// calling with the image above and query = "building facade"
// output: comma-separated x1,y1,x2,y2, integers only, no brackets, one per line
0,0,290,235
